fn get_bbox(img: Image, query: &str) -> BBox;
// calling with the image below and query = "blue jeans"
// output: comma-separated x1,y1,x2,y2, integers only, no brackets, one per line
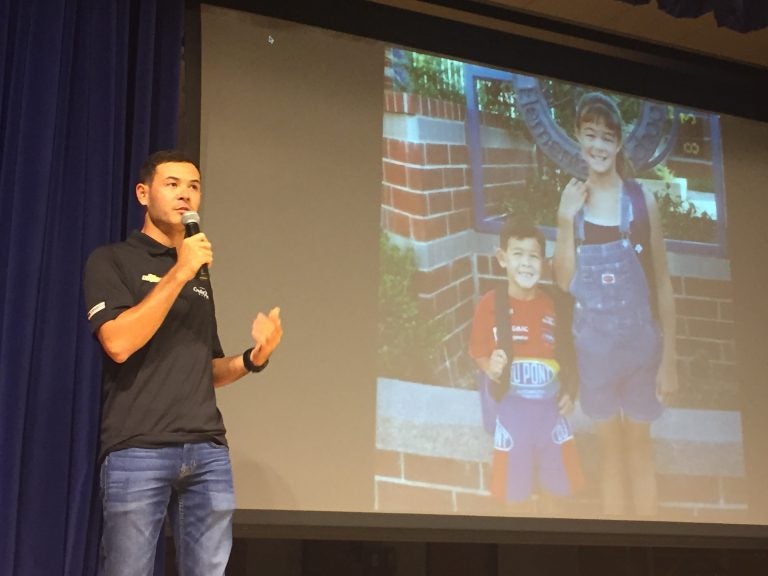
99,442,235,576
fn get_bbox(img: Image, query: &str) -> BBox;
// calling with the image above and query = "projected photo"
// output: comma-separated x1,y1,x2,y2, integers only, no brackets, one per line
376,48,741,522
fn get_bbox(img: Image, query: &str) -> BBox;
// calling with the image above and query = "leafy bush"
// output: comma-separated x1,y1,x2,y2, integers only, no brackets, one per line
501,153,566,228
394,51,523,126
399,52,465,103
654,192,716,243
378,232,448,384
646,165,718,242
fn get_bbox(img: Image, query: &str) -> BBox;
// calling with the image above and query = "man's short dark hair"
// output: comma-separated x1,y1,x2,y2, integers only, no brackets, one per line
500,215,546,255
139,150,199,185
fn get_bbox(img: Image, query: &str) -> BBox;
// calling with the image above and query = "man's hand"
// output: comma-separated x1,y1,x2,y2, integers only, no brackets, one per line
250,307,283,367
176,233,213,281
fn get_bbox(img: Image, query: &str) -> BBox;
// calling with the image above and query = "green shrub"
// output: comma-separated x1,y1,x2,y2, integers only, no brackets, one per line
378,232,448,384
654,192,716,243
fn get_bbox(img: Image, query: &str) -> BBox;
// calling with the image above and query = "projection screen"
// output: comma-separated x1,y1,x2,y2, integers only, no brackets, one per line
197,2,768,535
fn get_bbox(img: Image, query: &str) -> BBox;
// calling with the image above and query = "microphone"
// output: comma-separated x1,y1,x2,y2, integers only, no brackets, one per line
181,211,209,281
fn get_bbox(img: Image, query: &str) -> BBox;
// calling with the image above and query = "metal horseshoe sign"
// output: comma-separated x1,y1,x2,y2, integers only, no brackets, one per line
509,73,679,179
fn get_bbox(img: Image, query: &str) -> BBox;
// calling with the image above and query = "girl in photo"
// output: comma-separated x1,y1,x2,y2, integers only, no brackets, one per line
553,92,678,516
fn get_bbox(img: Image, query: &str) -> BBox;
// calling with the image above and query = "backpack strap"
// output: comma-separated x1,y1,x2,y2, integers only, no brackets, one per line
543,284,579,401
623,178,659,320
492,284,513,401
624,179,650,248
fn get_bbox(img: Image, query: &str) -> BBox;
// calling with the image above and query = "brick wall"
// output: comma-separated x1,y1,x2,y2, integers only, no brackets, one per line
673,276,737,410
382,90,472,386
381,92,538,387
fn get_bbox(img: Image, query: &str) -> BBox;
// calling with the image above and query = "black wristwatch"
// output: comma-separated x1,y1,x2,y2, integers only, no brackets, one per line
243,347,269,373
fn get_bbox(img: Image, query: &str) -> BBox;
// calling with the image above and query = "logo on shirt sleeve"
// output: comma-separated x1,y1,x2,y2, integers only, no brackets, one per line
142,273,162,283
87,301,106,321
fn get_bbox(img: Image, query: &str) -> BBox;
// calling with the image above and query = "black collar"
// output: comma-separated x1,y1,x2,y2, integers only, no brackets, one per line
126,230,177,257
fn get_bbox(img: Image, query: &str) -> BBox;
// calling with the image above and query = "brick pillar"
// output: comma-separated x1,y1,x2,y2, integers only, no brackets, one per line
381,90,474,386
381,93,538,386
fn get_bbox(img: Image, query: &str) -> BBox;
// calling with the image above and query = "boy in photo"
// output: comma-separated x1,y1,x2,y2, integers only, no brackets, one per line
469,216,582,513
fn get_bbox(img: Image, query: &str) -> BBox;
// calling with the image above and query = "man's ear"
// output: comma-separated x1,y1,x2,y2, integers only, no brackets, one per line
136,183,148,206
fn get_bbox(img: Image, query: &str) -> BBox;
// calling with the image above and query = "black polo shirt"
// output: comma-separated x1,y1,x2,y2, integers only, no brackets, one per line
83,231,227,462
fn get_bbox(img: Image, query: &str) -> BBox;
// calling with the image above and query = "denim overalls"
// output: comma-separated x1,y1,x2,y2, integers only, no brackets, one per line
570,186,663,421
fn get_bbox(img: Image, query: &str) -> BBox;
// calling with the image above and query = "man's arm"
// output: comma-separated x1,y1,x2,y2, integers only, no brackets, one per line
97,234,212,363
211,354,250,389
211,307,283,388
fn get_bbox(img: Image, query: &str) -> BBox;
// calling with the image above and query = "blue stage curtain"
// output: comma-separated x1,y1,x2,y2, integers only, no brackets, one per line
617,0,768,32
0,1,184,575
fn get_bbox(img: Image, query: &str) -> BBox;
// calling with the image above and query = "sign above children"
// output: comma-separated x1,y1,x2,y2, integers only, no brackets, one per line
516,74,676,179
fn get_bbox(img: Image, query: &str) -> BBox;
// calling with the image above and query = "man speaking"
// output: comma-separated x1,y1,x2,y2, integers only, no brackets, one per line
83,150,283,576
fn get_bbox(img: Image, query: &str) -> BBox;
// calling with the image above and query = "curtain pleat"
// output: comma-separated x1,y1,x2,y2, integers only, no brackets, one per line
0,1,184,575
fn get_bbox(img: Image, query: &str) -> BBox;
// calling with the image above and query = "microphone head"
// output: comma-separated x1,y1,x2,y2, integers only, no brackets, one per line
181,211,200,226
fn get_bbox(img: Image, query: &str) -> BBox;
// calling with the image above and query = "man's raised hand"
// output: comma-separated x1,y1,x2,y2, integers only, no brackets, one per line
250,307,283,367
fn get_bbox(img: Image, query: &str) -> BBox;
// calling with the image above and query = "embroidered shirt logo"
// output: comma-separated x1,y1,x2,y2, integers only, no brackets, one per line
193,286,209,300
87,301,106,321
142,273,162,283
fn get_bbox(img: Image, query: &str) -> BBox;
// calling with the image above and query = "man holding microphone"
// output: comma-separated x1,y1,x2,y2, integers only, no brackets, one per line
83,150,282,575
